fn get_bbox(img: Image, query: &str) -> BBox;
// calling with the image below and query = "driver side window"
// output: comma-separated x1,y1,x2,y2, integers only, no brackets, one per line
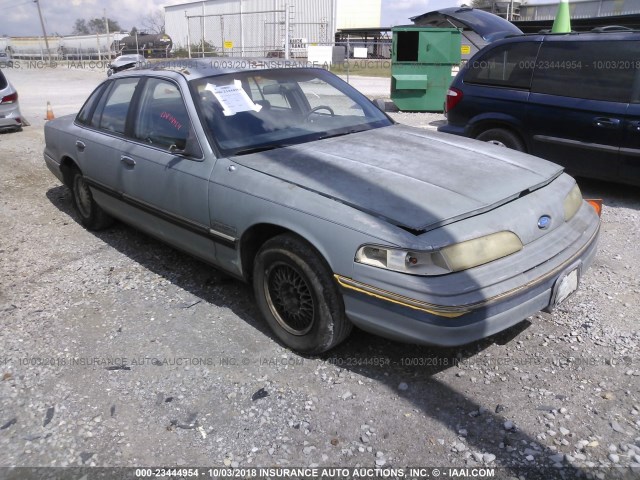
133,78,200,156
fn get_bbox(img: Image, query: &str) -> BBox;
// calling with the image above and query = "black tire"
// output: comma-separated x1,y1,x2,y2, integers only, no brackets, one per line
253,234,352,354
70,169,114,230
476,128,525,152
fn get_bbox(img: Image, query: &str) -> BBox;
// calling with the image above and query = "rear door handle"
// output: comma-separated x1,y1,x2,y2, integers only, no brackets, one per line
593,117,621,129
120,155,136,168
75,140,86,151
628,120,640,132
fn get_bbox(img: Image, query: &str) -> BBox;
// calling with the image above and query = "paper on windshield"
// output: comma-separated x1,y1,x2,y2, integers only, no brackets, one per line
204,80,262,116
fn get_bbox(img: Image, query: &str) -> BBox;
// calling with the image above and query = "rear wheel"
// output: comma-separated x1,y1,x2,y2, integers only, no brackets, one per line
71,169,113,230
253,234,352,354
476,128,525,152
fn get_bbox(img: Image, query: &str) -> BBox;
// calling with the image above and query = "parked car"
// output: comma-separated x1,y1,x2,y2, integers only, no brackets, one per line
43,60,601,353
439,30,640,186
0,51,13,68
107,54,146,76
0,68,23,132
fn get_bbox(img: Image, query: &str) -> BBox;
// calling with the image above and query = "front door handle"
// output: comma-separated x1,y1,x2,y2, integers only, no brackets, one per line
120,155,136,168
628,120,640,132
75,140,86,151
593,117,621,129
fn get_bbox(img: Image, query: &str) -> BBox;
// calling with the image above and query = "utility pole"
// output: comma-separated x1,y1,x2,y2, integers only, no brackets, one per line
104,8,111,59
34,0,52,63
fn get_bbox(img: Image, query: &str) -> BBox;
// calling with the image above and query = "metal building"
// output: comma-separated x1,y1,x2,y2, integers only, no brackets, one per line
164,0,381,57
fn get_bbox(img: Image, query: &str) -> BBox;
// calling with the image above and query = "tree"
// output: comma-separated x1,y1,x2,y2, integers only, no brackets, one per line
470,0,492,9
72,19,89,35
72,17,122,35
140,10,165,34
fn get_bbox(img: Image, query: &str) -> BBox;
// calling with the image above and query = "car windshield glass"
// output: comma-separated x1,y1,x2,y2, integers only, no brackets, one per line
191,68,392,156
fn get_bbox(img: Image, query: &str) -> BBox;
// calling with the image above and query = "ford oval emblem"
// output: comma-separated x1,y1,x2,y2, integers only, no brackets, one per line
538,215,552,229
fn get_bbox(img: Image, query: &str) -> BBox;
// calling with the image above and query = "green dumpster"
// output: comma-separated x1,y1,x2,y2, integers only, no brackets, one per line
391,26,461,112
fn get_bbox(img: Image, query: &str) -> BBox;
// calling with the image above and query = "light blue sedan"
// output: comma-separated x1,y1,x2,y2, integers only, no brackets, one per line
44,59,601,353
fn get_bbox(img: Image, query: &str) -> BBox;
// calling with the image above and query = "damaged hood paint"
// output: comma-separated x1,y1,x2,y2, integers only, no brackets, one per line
232,125,563,232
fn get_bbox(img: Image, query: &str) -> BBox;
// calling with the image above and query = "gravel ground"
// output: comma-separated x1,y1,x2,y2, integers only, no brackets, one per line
1,65,639,478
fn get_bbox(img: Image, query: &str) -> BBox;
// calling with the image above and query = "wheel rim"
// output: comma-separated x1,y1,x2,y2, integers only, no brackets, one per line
264,262,315,336
74,175,92,219
487,140,507,147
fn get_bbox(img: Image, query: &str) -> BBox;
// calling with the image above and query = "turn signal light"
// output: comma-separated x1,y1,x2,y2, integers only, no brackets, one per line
585,199,603,217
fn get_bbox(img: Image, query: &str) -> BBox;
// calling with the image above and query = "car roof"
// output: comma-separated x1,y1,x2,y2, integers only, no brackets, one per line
132,57,313,81
503,29,640,42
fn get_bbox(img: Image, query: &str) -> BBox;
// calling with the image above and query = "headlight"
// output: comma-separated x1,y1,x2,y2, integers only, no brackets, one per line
355,231,523,276
563,183,582,221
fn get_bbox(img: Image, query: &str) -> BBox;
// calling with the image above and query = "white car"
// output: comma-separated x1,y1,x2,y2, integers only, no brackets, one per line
0,69,22,132
107,54,146,76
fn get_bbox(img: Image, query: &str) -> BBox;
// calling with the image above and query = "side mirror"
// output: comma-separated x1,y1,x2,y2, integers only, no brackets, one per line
169,138,188,155
169,138,201,158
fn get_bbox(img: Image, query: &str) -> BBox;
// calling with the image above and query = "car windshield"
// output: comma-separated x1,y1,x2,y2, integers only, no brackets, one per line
191,68,392,156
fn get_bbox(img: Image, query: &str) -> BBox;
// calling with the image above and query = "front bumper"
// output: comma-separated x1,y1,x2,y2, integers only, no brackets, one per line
337,215,600,347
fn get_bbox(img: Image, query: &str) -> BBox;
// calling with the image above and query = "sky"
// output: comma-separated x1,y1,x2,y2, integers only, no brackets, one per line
0,0,456,37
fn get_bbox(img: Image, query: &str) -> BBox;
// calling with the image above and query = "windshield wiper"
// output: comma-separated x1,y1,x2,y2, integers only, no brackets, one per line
233,144,289,156
317,128,369,141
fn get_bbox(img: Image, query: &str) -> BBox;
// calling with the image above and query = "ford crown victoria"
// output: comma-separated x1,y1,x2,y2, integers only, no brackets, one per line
44,59,601,353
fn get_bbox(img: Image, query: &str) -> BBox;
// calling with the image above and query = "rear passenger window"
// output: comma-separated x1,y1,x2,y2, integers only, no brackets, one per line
465,42,539,89
94,77,140,134
133,78,198,154
76,84,105,126
531,41,637,103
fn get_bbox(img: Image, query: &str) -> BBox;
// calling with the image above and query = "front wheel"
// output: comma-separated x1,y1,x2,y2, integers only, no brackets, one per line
476,128,525,152
253,234,352,354
71,169,113,230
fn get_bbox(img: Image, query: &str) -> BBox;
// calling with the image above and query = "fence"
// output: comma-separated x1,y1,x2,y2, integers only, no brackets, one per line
186,6,296,58
182,7,390,60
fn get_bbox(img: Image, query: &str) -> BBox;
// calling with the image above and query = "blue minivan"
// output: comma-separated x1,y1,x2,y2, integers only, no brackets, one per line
438,31,640,186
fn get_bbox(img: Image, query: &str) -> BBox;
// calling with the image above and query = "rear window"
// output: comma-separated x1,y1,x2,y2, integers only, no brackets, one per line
465,41,540,89
0,70,7,90
76,84,106,126
531,40,638,103
92,77,140,134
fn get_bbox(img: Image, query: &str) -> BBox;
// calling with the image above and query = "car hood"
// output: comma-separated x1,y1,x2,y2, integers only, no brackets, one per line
232,125,563,233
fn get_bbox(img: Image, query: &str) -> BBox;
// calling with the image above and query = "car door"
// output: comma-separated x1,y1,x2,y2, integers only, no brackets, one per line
74,77,142,210
118,76,218,263
619,67,640,185
527,40,634,182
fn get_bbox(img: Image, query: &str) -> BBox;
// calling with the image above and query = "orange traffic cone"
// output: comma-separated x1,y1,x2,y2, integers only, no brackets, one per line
45,101,55,120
